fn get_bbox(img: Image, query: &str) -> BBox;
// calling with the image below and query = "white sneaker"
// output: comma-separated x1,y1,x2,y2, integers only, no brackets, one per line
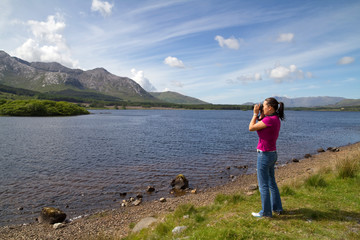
251,212,261,217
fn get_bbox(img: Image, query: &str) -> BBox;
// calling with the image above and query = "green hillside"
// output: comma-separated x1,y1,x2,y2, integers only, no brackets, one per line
150,91,208,105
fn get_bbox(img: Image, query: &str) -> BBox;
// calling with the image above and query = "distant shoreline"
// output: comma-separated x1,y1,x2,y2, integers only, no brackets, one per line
87,105,360,111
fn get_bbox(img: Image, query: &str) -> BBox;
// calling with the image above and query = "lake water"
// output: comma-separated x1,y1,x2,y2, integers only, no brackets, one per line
0,110,359,226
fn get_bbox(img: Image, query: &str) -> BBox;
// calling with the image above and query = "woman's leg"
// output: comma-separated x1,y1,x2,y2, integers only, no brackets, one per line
256,152,272,217
268,152,283,212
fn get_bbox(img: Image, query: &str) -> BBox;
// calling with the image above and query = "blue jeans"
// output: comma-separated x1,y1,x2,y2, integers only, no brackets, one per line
256,151,283,217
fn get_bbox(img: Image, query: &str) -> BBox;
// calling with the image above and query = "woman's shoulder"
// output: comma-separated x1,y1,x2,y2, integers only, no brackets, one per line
262,115,280,125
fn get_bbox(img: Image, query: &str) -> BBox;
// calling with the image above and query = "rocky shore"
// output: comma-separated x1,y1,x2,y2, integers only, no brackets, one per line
1,142,359,240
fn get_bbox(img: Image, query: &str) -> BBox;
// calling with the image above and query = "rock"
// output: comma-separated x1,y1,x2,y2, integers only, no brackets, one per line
136,193,143,199
226,166,231,170
234,165,248,169
159,197,166,202
247,184,258,191
132,217,157,233
304,154,312,158
18,207,23,211
327,147,340,152
119,192,127,197
133,199,142,206
172,226,187,234
147,186,155,193
191,189,197,194
171,174,189,190
38,207,66,224
53,223,66,229
317,148,325,153
292,158,299,163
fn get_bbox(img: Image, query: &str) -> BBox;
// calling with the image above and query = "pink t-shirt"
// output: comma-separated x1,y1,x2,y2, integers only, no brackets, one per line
257,115,281,152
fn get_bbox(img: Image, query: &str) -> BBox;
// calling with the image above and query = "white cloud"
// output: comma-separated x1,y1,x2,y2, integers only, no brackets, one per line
227,73,262,85
337,56,355,65
91,0,113,17
268,64,310,83
215,35,240,50
14,14,78,68
164,56,185,68
276,33,294,43
130,68,157,92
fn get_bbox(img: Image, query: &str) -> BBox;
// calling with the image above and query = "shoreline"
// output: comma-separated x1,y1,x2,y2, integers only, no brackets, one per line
1,141,359,239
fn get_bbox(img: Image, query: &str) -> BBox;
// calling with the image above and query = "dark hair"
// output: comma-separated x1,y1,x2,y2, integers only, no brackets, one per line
265,97,285,121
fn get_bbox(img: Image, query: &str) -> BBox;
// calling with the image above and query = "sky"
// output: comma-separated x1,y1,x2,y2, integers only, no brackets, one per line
0,0,359,104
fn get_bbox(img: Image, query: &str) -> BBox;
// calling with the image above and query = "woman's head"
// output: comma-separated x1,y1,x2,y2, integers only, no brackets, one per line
263,97,285,120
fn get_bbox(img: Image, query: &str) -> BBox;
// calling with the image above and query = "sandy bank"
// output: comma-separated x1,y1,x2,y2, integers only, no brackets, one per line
1,142,359,240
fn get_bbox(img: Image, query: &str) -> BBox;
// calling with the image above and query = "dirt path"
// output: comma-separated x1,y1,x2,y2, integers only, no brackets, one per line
1,142,359,240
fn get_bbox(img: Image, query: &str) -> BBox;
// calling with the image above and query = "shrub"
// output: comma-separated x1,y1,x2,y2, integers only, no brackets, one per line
305,174,327,188
0,99,89,116
336,155,360,179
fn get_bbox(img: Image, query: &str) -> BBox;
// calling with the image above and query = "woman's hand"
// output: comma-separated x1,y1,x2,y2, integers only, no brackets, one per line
253,103,260,115
249,103,267,131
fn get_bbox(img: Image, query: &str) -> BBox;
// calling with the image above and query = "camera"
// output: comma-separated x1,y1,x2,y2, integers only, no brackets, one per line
251,103,263,113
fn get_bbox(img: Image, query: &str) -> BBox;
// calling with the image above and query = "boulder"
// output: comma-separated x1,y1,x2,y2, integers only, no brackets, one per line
132,217,157,233
292,158,299,163
171,174,189,190
38,207,66,224
304,154,312,158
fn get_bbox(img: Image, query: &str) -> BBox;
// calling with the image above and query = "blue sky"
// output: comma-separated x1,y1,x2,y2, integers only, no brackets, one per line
1,0,359,104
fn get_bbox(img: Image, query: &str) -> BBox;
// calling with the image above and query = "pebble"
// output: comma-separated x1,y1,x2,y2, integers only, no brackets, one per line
133,199,142,206
53,223,66,229
147,186,155,193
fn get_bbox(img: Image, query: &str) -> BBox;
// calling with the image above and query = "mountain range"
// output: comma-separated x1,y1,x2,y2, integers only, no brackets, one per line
0,50,358,107
0,50,157,102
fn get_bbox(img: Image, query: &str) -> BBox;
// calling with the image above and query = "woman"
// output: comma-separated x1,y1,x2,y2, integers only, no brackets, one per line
249,97,285,218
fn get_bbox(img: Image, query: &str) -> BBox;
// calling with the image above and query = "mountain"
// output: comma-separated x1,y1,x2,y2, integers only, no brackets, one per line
274,96,347,107
150,91,208,105
243,96,351,107
0,50,157,102
332,99,360,107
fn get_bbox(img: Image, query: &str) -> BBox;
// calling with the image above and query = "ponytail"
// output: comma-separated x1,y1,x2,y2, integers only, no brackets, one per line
278,102,285,121
265,97,285,121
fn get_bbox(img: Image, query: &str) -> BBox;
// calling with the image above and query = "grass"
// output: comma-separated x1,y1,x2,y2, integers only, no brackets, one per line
99,149,360,239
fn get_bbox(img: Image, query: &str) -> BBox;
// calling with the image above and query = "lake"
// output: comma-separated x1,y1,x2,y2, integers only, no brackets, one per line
0,110,359,226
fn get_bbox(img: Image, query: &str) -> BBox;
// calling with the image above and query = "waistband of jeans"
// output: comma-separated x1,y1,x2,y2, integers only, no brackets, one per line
257,149,276,153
